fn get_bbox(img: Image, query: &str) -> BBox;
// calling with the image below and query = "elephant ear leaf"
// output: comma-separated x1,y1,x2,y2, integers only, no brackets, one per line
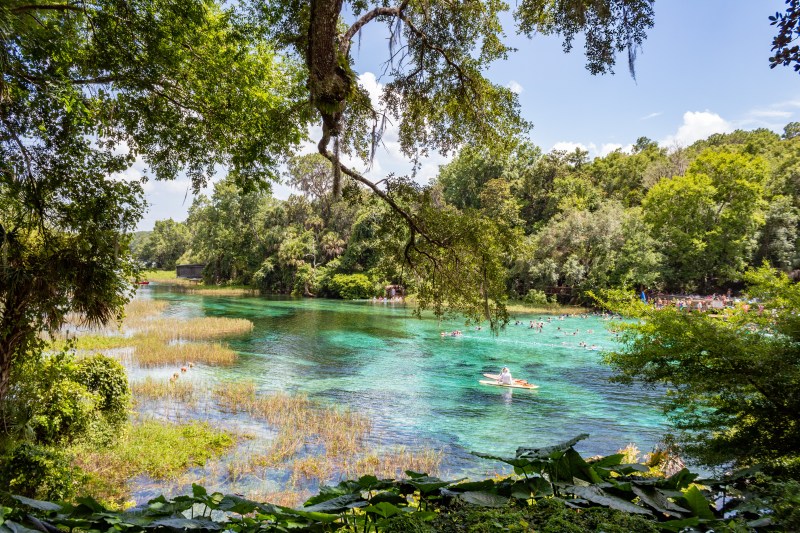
458,492,509,508
516,434,590,459
631,485,690,517
566,486,651,515
679,486,714,520
11,496,61,512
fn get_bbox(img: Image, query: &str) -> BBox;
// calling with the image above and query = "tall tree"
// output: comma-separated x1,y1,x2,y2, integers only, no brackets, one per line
604,266,800,469
0,0,304,404
642,149,768,291
137,219,190,269
251,0,655,327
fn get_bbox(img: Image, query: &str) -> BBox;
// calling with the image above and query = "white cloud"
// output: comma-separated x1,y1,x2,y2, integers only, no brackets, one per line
552,141,590,153
549,141,631,158
661,111,732,147
599,143,633,156
641,112,662,120
507,80,524,94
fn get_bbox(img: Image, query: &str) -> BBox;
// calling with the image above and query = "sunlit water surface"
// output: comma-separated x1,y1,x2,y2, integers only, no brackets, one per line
132,286,668,498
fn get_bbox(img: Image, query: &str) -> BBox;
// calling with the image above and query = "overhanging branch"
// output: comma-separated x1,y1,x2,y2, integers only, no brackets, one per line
340,1,410,55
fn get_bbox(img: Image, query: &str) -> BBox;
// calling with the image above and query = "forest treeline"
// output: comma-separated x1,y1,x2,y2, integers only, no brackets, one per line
135,125,800,303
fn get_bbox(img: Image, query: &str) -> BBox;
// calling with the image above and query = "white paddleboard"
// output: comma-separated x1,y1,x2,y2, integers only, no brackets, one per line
479,379,539,390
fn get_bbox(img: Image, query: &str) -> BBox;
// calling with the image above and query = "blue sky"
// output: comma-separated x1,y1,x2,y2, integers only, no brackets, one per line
137,1,799,230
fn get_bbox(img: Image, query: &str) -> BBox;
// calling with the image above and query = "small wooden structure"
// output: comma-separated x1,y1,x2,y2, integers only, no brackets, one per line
176,264,205,279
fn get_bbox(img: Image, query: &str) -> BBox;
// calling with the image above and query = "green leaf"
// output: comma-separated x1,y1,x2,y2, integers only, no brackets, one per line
362,502,402,518
679,486,714,520
148,518,222,531
368,492,407,506
630,485,689,517
191,484,207,498
11,496,61,512
73,496,107,514
1,521,39,533
301,494,366,513
357,475,380,488
516,434,590,459
458,492,509,508
217,495,276,515
589,453,625,468
565,486,651,515
281,508,340,523
405,477,460,495
661,468,698,490
448,480,496,493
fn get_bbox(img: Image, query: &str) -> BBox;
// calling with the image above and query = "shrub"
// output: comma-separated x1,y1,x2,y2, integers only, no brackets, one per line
328,273,375,299
75,354,130,429
0,443,83,501
7,353,129,447
523,289,550,306
29,374,99,445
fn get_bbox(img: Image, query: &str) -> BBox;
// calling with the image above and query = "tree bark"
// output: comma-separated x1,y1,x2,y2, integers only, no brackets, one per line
308,0,352,198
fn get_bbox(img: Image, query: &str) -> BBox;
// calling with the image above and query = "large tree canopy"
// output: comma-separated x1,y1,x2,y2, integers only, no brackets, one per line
0,0,304,404
603,266,800,469
241,0,656,326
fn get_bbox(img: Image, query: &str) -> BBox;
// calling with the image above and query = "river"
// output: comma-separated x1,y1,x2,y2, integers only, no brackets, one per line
132,285,668,499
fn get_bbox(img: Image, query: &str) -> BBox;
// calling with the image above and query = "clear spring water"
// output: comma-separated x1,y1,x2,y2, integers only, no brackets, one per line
139,285,668,482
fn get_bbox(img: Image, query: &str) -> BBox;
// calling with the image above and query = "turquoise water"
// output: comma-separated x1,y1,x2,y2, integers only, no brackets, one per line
142,286,668,478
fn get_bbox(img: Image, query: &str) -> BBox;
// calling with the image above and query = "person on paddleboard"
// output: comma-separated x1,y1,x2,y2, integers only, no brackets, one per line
499,367,513,385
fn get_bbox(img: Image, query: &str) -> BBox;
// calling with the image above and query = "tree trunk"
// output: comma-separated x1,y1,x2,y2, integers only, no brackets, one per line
308,0,350,199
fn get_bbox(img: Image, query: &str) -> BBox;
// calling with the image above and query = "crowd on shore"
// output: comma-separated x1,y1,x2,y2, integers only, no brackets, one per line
646,289,765,314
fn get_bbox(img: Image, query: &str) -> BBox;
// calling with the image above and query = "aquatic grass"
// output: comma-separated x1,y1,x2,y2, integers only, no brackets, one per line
147,317,254,341
49,334,132,352
123,299,170,322
72,419,234,505
505,301,588,315
347,446,443,479
212,381,379,486
264,433,306,465
213,382,370,459
131,377,197,404
242,488,309,509
131,335,237,367
189,287,257,296
290,456,332,484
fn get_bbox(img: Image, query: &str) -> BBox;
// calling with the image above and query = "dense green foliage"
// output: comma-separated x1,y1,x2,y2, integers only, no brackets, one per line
148,129,800,309
602,266,800,470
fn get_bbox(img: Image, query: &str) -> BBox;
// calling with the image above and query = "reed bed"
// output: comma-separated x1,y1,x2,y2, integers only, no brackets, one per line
189,288,257,297
131,377,197,404
124,300,170,322
242,488,309,509
213,382,371,459
131,335,237,366
290,456,333,484
147,317,254,341
347,447,443,479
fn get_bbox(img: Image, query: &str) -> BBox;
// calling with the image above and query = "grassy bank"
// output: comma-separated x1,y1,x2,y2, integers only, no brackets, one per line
72,419,234,506
505,300,588,315
141,270,257,296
